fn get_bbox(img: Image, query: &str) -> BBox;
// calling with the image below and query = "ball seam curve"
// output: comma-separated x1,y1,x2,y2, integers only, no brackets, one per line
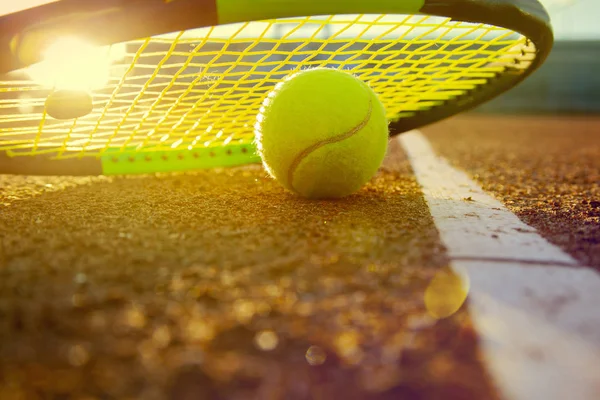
286,99,373,195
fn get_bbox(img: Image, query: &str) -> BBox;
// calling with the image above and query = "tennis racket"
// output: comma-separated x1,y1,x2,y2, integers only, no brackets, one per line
0,0,553,175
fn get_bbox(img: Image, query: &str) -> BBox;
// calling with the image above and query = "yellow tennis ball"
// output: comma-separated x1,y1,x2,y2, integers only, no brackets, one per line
255,68,389,199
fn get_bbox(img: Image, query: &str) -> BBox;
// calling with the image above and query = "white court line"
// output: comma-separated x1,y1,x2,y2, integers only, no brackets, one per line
399,131,600,400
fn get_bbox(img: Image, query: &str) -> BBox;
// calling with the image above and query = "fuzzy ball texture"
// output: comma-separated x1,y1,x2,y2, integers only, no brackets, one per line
255,68,389,199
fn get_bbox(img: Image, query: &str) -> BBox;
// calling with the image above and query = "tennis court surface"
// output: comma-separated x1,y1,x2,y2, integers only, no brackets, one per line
1,114,599,399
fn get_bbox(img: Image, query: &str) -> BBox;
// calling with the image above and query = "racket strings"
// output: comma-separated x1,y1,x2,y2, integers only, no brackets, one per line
0,14,534,159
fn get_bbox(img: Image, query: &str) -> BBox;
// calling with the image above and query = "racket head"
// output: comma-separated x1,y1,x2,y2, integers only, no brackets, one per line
0,0,553,175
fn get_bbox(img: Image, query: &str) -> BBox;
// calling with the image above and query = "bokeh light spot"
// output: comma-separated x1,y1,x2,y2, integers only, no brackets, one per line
424,266,470,319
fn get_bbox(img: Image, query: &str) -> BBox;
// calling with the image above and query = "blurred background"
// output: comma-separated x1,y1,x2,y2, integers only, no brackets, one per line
479,0,600,114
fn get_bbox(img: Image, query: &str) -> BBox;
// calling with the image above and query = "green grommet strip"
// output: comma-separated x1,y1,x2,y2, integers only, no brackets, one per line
101,143,261,175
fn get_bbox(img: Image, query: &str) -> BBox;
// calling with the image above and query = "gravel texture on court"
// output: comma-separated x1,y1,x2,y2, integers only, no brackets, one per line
0,141,497,399
423,114,600,270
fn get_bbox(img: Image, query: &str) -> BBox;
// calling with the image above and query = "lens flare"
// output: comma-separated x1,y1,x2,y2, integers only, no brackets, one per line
424,266,470,319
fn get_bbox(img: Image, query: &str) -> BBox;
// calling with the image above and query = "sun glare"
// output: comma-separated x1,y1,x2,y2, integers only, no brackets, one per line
26,37,125,91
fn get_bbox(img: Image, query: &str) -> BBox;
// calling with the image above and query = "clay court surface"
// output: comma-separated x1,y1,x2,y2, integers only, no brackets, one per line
0,114,599,399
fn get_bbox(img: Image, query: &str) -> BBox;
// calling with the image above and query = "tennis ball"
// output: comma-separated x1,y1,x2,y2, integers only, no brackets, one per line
255,68,388,199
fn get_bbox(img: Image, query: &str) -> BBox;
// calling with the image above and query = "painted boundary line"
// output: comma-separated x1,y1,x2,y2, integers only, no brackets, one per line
399,131,600,400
